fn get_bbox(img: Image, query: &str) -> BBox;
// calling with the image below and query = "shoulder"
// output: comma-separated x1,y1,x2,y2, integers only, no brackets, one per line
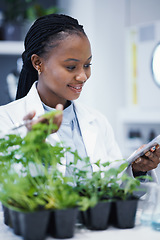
0,82,42,121
0,82,41,132
0,97,27,131
0,82,37,114
0,97,26,115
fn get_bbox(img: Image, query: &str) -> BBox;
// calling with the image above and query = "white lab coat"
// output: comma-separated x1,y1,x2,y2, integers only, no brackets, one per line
0,82,158,183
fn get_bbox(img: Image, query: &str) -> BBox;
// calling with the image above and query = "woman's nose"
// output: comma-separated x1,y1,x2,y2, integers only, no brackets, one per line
75,70,88,82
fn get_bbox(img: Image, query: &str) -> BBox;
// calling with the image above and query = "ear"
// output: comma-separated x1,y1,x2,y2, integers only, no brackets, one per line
31,54,42,72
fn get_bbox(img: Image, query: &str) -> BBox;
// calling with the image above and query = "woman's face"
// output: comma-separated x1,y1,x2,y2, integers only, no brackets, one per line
37,34,92,108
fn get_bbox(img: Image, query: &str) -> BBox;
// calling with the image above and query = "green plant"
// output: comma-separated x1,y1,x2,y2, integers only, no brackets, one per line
0,109,152,213
26,1,59,22
0,109,81,212
43,174,80,210
66,155,129,211
0,163,80,212
0,109,62,170
2,0,59,23
66,154,152,210
0,173,47,211
114,173,152,200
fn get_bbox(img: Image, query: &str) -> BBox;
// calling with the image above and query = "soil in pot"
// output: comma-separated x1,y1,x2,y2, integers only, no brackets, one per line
19,210,50,240
48,207,78,239
112,198,138,229
81,201,111,230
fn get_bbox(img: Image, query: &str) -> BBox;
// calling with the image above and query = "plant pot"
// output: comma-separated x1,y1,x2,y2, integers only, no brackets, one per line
2,22,22,41
48,207,78,239
19,210,50,240
9,208,21,235
112,198,138,229
2,205,12,227
77,210,84,225
2,20,31,41
81,201,111,230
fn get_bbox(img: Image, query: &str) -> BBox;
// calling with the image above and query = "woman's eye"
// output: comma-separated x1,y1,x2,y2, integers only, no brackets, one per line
84,63,92,68
66,66,76,71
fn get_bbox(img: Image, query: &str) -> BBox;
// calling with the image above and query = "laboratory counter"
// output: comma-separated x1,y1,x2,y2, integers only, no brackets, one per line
0,206,159,240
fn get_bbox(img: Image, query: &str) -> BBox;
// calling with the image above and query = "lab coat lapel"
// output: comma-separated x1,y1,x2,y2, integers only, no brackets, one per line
25,83,63,143
74,102,97,162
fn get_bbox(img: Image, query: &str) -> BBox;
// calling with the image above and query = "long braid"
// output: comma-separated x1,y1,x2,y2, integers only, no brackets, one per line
16,14,86,100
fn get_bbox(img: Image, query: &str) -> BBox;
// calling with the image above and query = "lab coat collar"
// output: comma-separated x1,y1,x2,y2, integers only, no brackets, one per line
73,101,98,162
25,81,45,117
25,83,96,125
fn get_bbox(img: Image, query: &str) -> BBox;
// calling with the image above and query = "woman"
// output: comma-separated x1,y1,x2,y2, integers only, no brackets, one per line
0,13,159,179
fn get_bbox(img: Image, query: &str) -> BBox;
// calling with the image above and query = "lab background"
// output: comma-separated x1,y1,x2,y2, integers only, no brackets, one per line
0,0,160,180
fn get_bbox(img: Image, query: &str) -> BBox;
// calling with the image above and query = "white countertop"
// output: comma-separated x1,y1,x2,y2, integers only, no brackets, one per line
0,207,159,240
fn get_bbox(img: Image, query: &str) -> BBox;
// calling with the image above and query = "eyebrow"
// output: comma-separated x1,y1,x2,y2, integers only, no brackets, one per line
64,55,92,62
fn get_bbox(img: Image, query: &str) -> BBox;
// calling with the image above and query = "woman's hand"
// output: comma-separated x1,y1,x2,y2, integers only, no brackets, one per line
132,144,160,173
23,104,63,132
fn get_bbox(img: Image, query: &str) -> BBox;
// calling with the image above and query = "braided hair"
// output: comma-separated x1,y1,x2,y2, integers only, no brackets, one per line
16,14,86,99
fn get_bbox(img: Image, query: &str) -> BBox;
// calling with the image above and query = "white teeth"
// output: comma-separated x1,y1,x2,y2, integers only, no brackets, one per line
68,85,82,90
70,86,81,89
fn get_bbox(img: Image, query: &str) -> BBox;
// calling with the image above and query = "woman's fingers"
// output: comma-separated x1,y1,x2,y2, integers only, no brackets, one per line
56,104,63,111
23,110,36,130
132,157,154,172
23,110,36,121
132,144,160,173
23,104,64,132
52,104,63,133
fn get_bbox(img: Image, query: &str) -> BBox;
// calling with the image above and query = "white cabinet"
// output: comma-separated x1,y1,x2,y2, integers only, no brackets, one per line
116,107,160,183
117,108,160,159
0,41,24,55
117,21,160,159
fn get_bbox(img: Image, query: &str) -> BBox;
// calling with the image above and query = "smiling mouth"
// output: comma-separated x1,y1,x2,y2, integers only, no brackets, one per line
67,84,83,93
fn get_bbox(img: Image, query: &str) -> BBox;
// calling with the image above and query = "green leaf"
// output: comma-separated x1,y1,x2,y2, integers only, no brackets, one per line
117,162,128,173
94,159,101,168
102,161,111,168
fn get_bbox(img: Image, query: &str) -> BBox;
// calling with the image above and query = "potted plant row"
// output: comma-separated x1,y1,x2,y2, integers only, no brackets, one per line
0,110,151,239
1,0,59,41
68,156,146,230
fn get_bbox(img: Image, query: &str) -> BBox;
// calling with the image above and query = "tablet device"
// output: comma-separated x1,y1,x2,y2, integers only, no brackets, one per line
127,135,160,165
